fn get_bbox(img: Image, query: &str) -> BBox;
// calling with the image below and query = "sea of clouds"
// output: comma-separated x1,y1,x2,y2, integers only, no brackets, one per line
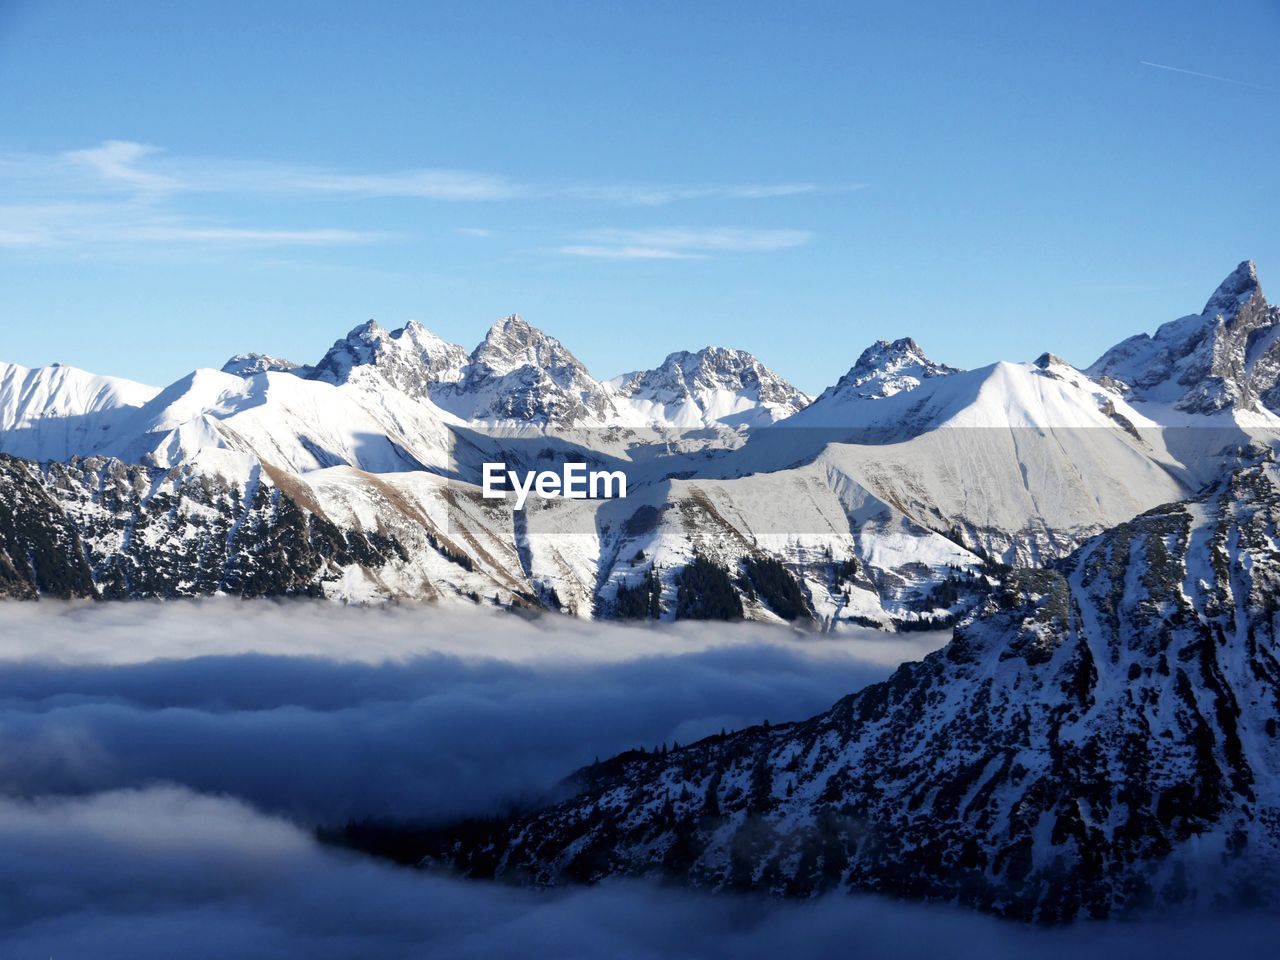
1,599,1277,958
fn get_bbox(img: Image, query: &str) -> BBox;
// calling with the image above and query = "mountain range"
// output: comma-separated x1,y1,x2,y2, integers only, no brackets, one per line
9,260,1280,920
0,262,1277,628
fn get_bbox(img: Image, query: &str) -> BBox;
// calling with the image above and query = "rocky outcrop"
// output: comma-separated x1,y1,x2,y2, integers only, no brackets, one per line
420,454,1280,921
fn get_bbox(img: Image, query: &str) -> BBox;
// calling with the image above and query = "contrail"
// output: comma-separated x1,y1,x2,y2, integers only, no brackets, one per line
1139,60,1274,92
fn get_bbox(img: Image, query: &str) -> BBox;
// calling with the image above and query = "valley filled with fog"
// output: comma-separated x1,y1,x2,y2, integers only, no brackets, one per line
0,601,1274,958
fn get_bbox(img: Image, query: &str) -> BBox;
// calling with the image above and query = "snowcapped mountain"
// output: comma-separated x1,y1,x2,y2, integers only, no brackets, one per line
2,263,1279,625
221,353,311,377
767,354,1198,563
813,336,959,404
306,315,806,430
420,450,1280,919
0,361,159,462
99,367,459,474
309,318,470,396
434,315,620,426
610,346,809,428
1089,261,1280,416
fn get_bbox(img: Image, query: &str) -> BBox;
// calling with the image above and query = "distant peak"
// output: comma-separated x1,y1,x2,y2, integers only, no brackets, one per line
852,337,932,372
659,345,752,368
221,353,306,377
1086,259,1279,415
609,342,807,421
349,319,384,340
820,336,959,402
307,317,468,389
1203,260,1262,318
1034,352,1066,369
474,313,567,361
486,313,529,335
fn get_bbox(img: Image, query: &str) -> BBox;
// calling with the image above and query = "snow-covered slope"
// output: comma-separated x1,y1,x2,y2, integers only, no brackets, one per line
0,361,159,462
100,367,460,474
609,346,809,428
422,452,1280,919
735,355,1198,563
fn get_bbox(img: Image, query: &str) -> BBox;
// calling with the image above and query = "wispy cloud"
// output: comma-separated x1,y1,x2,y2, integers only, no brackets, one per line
0,203,387,250
12,140,834,208
64,139,180,192
0,140,831,257
556,244,708,260
290,169,523,201
564,182,825,206
1139,60,1274,92
556,226,815,260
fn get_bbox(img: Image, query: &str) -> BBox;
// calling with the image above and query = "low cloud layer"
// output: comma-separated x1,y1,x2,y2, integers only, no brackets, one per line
2,786,1277,960
3,601,1273,957
0,601,939,822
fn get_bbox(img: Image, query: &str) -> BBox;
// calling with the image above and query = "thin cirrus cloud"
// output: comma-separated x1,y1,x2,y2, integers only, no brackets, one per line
556,226,816,260
0,140,829,253
64,139,181,192
34,140,831,208
0,203,388,250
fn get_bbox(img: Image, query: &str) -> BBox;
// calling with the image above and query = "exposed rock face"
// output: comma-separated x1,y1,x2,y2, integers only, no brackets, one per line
1088,261,1280,415
611,347,809,426
814,337,959,403
422,454,1280,921
0,457,97,598
438,315,618,426
309,320,470,397
0,454,407,599
308,315,618,427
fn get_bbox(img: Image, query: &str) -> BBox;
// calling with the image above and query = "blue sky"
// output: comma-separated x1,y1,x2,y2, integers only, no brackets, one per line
0,0,1277,393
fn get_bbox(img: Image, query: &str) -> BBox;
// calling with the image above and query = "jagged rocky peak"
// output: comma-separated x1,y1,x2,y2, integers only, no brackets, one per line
818,336,960,402
468,314,587,379
308,318,469,395
1088,261,1280,415
613,346,809,413
432,314,616,426
220,353,309,377
423,451,1280,920
1203,259,1261,319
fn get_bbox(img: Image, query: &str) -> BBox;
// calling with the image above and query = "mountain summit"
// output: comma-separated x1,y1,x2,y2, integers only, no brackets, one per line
1088,261,1280,415
814,337,959,403
221,353,309,377
434,314,617,425
611,346,809,428
308,319,470,395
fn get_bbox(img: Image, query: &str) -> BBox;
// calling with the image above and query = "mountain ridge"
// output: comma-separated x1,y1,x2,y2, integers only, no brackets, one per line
0,263,1278,628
